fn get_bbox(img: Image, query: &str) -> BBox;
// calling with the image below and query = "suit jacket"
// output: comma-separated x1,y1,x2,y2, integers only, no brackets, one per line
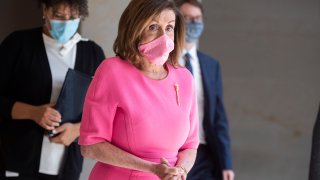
309,104,320,180
197,51,233,171
0,27,105,178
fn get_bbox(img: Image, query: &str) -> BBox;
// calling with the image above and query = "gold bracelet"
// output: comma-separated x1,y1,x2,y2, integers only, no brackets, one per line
177,165,188,174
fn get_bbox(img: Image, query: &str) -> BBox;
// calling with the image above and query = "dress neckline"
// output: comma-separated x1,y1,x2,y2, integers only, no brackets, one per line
123,59,173,83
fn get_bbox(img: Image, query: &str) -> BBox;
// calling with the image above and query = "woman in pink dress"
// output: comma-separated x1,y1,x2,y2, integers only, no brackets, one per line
79,0,199,179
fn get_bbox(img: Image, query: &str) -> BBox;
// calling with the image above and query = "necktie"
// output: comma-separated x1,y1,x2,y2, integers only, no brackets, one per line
184,53,193,75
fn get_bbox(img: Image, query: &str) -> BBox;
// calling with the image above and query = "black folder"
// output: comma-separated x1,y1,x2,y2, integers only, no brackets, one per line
48,69,92,136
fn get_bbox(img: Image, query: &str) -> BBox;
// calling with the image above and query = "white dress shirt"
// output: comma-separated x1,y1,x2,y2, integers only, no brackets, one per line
179,45,206,144
38,33,81,175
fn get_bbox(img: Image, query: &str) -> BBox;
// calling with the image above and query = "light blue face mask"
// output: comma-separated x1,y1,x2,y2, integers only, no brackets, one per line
185,21,204,43
49,18,80,44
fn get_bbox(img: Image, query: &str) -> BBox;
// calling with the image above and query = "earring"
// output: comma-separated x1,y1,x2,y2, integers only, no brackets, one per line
42,16,47,25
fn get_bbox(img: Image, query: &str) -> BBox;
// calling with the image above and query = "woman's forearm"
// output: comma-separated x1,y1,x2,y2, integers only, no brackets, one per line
81,141,156,173
11,101,61,130
11,101,36,120
175,149,197,173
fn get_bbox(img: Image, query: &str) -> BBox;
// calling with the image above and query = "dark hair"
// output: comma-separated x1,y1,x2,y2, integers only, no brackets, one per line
39,0,88,18
175,0,204,14
113,0,185,68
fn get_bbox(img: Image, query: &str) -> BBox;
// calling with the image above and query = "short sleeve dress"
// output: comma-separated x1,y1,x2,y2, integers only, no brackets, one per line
79,57,199,180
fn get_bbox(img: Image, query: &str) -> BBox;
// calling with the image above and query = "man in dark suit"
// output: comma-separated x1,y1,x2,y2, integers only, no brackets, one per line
175,0,235,179
309,104,320,180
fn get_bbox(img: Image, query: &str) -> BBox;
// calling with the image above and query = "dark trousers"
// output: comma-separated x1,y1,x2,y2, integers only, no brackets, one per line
309,105,320,180
188,144,221,180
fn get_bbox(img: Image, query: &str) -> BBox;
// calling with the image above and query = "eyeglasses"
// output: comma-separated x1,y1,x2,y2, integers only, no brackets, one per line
52,11,80,20
183,15,203,23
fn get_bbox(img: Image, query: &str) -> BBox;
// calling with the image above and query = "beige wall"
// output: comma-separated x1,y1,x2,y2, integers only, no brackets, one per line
201,0,320,179
80,0,130,58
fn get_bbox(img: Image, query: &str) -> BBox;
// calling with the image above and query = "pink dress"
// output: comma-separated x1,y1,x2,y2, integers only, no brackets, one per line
79,57,199,179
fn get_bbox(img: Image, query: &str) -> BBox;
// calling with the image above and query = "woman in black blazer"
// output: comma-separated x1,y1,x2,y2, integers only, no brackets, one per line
0,0,105,179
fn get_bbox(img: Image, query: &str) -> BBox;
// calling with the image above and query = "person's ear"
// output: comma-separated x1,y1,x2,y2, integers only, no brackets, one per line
42,4,47,19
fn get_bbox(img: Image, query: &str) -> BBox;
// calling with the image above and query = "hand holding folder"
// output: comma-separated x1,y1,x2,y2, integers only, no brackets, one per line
48,69,92,136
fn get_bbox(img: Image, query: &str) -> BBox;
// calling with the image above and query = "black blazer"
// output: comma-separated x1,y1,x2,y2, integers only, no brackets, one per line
309,104,320,180
198,51,233,171
0,27,105,178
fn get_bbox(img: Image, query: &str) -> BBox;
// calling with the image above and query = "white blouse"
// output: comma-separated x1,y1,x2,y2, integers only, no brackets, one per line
38,33,79,175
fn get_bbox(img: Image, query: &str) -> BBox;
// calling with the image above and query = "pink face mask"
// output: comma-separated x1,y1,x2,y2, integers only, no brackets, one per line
138,34,174,65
